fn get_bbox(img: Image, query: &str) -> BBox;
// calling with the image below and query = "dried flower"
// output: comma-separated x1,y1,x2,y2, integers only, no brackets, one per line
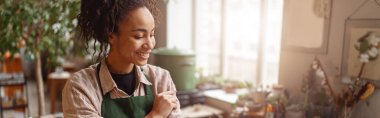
369,33,380,46
368,47,379,58
360,54,369,63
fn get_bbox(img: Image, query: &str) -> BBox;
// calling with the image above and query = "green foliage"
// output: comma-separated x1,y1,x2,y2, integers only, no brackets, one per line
0,0,80,67
355,40,370,53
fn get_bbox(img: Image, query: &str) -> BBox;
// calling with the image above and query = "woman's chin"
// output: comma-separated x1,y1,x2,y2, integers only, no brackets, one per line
134,61,148,66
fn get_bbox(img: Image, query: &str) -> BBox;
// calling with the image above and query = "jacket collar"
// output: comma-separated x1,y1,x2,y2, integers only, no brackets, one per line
98,59,152,95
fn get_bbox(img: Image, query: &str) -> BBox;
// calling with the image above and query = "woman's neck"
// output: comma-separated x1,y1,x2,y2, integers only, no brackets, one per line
106,53,134,74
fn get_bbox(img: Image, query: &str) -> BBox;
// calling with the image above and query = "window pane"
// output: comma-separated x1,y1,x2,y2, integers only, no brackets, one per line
224,0,261,82
164,0,284,106
227,57,257,82
195,0,222,75
167,0,192,50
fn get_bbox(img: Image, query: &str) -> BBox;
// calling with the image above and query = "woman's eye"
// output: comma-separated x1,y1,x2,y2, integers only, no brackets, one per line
134,36,143,39
150,34,155,38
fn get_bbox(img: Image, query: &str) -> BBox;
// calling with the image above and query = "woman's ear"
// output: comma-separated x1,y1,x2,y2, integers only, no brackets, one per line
108,33,117,44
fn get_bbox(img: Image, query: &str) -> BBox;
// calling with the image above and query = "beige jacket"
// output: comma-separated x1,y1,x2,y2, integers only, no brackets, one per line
62,60,182,118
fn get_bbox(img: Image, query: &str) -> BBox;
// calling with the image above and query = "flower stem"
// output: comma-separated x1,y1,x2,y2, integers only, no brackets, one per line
358,63,366,78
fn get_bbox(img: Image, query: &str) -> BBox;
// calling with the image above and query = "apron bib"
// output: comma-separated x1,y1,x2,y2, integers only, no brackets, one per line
96,63,154,118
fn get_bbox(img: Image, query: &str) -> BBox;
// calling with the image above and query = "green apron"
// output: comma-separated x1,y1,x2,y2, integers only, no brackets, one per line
96,63,154,118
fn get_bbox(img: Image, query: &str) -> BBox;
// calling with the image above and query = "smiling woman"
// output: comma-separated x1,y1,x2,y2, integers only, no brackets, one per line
62,0,182,117
107,7,156,74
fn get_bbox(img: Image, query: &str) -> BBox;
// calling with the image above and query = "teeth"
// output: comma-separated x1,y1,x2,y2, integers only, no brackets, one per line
137,52,150,58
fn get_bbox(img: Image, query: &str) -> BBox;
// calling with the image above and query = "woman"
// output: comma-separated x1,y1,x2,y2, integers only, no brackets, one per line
62,0,182,117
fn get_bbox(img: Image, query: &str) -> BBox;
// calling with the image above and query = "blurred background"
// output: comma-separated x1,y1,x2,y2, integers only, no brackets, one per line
1,0,380,117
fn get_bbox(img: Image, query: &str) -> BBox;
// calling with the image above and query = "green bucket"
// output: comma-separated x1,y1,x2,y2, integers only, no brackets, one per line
153,48,196,91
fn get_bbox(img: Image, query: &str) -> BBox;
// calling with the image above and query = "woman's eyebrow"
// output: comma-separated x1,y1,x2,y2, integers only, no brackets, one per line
131,28,147,32
132,27,156,32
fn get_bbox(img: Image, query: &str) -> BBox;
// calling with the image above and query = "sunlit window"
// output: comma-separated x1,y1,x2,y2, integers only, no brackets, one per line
167,0,284,85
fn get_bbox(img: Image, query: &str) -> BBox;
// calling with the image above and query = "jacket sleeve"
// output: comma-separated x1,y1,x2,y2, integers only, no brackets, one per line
162,70,183,118
62,76,102,118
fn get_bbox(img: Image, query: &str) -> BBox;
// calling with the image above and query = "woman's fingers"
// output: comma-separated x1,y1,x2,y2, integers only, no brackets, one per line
150,94,176,117
159,91,179,108
170,97,179,109
148,91,180,117
163,94,177,103
169,96,178,103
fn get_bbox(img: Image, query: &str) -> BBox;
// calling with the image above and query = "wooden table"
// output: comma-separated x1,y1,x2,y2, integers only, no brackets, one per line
181,104,224,118
48,72,71,113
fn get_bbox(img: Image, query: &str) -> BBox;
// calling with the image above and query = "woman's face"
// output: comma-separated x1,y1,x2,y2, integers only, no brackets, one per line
109,7,155,66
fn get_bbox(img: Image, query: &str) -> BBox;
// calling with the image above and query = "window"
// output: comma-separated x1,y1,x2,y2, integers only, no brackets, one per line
167,0,284,85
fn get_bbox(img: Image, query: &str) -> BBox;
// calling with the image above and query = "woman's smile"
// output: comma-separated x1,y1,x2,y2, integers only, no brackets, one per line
136,51,151,60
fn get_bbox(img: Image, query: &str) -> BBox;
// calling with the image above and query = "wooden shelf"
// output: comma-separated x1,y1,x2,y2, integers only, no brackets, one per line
0,76,28,117
1,104,28,110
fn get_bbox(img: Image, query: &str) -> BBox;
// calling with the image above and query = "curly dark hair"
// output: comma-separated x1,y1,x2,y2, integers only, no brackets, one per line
77,0,160,62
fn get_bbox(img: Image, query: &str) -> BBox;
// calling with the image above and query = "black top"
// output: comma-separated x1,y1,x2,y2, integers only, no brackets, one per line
110,66,136,96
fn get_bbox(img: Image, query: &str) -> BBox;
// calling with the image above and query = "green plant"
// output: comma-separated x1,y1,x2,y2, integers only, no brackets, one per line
1,0,79,65
0,0,79,116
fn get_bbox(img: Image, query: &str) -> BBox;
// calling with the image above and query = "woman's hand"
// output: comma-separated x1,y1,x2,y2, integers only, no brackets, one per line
146,91,178,118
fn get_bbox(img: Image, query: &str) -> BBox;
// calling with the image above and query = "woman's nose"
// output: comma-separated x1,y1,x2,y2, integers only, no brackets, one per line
143,37,155,49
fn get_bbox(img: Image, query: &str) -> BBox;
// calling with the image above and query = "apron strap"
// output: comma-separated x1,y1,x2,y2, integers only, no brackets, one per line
144,84,152,96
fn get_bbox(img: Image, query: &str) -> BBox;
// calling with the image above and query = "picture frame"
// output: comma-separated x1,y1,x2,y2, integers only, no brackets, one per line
281,0,332,54
341,19,380,80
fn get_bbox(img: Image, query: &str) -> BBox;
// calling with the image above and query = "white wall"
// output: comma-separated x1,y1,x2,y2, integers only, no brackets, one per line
279,0,380,117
